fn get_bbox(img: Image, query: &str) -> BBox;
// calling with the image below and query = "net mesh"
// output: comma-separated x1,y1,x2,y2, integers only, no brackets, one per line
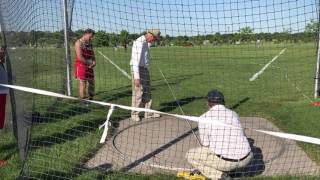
0,0,320,179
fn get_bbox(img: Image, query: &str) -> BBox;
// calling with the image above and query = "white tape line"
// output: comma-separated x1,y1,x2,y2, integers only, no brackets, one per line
1,83,320,145
0,84,78,101
97,50,131,79
249,48,286,81
284,74,313,103
99,105,115,143
256,130,320,145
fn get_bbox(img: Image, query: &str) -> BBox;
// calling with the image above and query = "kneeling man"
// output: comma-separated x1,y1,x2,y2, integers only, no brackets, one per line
186,90,253,179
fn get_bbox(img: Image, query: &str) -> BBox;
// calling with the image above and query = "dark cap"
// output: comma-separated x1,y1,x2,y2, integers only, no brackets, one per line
84,28,95,35
207,89,225,104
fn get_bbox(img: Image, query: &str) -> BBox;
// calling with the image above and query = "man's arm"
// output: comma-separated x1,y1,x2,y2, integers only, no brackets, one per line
131,41,143,86
131,41,143,79
75,40,86,64
198,123,210,147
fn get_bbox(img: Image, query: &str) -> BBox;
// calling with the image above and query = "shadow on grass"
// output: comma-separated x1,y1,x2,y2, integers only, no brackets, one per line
95,72,198,103
25,170,73,180
0,143,16,152
0,143,17,160
96,89,132,102
32,88,131,124
29,117,104,151
28,168,177,180
159,96,204,112
230,97,250,110
32,101,91,124
32,71,202,124
152,72,203,83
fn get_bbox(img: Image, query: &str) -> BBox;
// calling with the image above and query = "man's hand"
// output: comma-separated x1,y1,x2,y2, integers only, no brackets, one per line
134,79,141,87
89,60,96,69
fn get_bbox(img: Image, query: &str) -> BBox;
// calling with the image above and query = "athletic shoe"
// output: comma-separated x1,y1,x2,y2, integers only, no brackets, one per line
144,113,160,119
131,115,141,122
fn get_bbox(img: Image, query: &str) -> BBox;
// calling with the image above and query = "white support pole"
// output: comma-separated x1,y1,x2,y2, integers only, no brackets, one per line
62,0,72,96
315,40,320,99
314,2,320,99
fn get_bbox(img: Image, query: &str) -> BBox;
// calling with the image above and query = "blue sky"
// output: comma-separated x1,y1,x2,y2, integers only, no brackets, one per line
4,0,317,36
70,0,318,36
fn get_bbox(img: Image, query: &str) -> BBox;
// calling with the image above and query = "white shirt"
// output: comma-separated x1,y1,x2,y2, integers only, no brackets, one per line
130,35,150,79
199,105,251,159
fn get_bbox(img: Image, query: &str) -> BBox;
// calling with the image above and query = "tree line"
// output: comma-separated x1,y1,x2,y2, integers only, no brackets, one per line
1,20,319,47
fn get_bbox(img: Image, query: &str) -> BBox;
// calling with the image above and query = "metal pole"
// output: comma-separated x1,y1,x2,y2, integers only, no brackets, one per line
315,1,320,99
67,0,75,29
62,0,72,96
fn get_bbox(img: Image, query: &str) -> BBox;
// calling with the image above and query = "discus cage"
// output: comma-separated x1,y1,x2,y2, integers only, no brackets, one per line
0,0,320,179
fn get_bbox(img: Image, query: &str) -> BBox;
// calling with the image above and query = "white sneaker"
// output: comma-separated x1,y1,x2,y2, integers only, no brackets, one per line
144,113,161,119
131,115,141,122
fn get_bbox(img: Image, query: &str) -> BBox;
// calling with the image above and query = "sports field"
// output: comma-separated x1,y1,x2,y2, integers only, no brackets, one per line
0,42,319,179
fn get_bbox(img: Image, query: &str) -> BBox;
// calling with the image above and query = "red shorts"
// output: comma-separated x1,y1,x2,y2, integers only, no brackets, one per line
0,94,6,129
74,63,94,81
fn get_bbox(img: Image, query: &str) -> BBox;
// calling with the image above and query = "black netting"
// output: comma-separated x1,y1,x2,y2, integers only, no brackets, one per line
0,0,320,179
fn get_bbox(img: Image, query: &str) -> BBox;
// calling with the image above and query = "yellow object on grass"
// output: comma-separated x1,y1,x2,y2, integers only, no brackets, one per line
176,171,206,180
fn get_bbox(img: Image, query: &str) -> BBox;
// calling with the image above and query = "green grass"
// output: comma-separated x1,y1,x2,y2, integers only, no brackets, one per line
0,42,320,179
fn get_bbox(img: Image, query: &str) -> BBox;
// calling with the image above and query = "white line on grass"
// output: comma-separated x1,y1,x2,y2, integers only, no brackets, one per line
249,48,286,81
97,50,131,80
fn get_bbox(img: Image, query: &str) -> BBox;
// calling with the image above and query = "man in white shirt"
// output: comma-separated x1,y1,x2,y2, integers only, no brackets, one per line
130,29,161,121
186,90,253,179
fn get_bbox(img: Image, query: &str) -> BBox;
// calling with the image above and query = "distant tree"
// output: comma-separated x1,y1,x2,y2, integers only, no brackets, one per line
109,33,119,46
194,34,205,45
159,34,170,46
92,30,109,47
74,29,84,38
128,33,140,44
239,26,254,42
119,30,129,46
210,32,221,44
239,26,254,34
305,19,319,33
172,36,188,46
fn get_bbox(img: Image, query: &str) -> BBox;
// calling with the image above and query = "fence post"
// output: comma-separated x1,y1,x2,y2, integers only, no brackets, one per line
315,1,320,99
62,0,72,96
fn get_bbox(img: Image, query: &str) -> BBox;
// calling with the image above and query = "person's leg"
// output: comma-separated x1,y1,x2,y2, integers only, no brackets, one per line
214,152,254,172
87,69,95,100
76,64,88,99
131,67,143,121
186,147,224,179
142,68,159,118
0,94,6,129
0,94,8,166
79,80,87,99
88,79,95,100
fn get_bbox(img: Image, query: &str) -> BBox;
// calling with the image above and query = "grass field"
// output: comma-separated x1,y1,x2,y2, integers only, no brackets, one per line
0,42,320,179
